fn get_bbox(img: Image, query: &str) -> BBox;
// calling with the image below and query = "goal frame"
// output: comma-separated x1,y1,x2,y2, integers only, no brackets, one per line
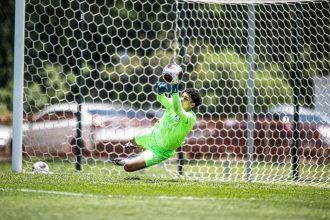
12,0,329,187
12,0,26,172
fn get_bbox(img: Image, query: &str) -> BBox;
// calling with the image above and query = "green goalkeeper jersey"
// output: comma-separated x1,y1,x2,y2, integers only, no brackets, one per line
135,92,197,154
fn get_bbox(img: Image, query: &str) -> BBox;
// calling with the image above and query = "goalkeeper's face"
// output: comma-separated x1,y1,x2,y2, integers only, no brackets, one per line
181,92,196,111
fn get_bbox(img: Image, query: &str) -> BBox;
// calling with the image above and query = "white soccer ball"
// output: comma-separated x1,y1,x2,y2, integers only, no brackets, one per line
162,63,184,85
32,161,50,174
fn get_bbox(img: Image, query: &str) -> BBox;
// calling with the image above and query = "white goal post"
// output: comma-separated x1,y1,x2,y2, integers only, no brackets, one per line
13,0,329,187
12,0,26,172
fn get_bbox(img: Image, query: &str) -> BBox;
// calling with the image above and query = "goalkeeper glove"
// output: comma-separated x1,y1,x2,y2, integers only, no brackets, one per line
171,84,179,93
156,81,168,95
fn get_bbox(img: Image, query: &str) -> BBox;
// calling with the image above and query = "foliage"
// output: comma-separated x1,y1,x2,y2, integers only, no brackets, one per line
0,1,15,112
186,45,292,115
24,64,75,112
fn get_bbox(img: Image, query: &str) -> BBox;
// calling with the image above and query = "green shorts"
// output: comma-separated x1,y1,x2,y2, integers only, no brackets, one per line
135,129,175,167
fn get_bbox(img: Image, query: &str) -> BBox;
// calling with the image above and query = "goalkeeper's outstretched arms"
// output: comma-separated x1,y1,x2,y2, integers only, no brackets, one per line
155,81,201,116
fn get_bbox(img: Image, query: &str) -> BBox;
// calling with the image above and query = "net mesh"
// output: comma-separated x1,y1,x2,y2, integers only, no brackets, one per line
19,0,329,187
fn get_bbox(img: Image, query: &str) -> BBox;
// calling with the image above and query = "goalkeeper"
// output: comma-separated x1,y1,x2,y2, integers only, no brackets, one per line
113,77,201,172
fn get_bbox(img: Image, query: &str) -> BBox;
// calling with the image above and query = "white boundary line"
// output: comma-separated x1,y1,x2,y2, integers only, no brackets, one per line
0,188,219,201
0,187,311,203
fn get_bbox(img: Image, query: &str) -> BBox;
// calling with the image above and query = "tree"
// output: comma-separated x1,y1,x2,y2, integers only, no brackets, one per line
0,1,15,113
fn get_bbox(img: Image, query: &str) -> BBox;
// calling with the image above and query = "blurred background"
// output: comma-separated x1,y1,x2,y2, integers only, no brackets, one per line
0,1,15,126
1,1,329,122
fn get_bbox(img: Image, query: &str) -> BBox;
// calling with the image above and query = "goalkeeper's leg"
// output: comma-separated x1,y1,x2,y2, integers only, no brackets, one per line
112,156,135,166
113,150,166,172
123,154,147,172
112,153,147,172
112,138,148,171
112,138,139,165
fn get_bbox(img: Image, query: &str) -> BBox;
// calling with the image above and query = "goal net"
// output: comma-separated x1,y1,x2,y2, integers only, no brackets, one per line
15,0,329,187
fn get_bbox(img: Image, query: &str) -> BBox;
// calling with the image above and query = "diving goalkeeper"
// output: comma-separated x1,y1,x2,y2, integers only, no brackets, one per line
113,66,201,172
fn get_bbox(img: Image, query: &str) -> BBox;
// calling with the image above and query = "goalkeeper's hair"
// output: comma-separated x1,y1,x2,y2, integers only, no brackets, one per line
184,88,202,108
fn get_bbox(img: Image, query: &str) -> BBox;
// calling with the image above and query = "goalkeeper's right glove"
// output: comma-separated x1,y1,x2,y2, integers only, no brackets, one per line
156,81,168,95
171,84,179,93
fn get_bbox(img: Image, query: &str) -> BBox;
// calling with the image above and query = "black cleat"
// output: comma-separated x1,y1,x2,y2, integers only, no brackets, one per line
112,154,137,166
112,157,127,166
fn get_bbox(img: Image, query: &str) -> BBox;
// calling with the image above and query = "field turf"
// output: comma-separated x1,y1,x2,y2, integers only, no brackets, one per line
0,163,329,220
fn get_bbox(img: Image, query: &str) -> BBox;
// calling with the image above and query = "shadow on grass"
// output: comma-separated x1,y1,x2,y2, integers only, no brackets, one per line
124,176,181,183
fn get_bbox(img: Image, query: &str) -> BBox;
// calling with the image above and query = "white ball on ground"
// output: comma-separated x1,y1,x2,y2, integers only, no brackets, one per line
32,161,50,174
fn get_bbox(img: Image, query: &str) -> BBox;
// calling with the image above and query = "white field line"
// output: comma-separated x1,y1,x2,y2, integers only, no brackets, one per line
0,187,309,203
0,188,219,201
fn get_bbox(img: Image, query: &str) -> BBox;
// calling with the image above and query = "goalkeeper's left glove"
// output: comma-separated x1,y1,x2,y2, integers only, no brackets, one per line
156,81,168,95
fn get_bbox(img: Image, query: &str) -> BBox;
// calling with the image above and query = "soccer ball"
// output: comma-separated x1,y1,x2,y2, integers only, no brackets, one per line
32,161,50,174
162,63,184,85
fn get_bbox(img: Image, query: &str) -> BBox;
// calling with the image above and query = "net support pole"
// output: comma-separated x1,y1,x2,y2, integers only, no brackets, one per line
74,0,86,171
177,0,188,175
292,1,303,181
246,4,256,182
12,0,26,172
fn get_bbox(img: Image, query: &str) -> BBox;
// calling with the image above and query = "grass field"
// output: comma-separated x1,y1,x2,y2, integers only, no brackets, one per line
0,162,329,220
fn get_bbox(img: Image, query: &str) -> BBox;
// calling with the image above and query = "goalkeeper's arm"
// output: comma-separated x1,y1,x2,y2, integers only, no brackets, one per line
156,81,171,109
171,84,189,120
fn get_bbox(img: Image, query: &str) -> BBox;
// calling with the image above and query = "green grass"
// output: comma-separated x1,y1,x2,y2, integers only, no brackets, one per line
0,162,329,220
13,156,330,184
